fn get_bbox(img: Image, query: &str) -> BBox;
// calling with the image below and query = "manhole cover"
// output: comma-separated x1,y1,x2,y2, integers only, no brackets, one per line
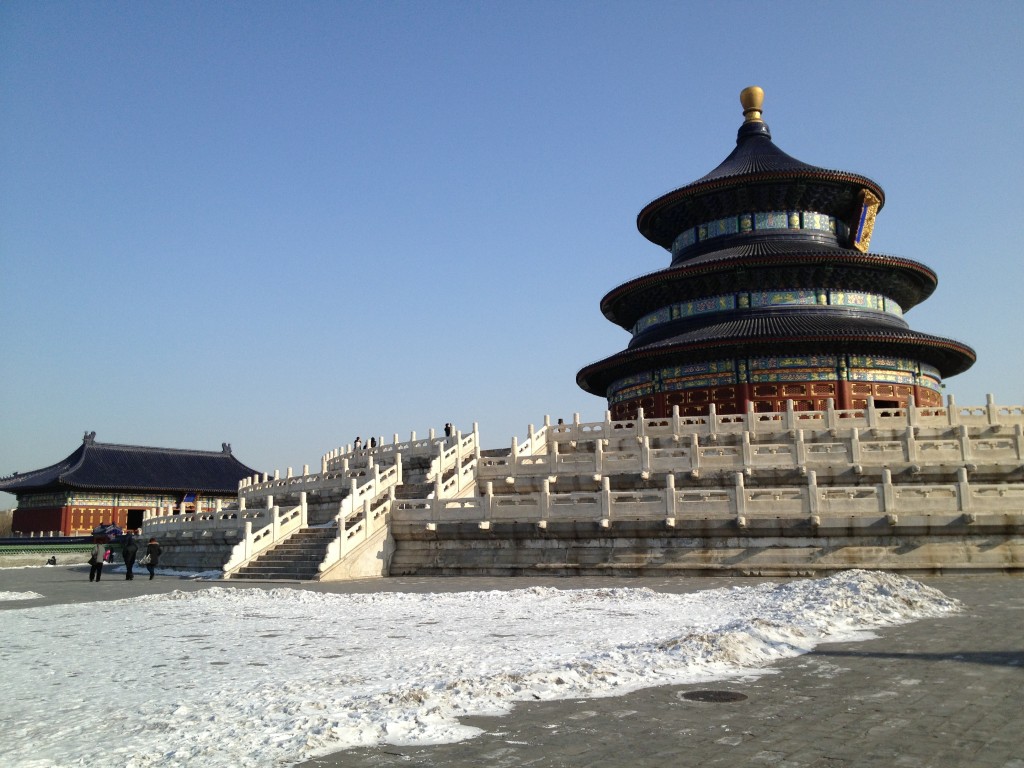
679,690,748,703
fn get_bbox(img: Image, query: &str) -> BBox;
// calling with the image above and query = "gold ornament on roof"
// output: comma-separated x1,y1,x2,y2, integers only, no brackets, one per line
740,86,764,123
852,189,882,252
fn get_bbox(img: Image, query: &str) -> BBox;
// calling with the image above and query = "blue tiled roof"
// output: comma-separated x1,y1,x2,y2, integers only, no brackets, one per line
637,119,885,250
577,310,976,395
0,436,260,495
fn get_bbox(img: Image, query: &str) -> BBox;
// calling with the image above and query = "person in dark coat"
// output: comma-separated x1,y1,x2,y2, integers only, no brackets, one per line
122,531,139,580
88,537,106,582
144,537,162,580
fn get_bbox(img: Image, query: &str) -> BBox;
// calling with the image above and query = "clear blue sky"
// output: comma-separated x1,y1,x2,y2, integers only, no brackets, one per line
2,1,1022,503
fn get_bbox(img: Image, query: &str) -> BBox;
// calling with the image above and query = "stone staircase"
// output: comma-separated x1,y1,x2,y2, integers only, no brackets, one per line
218,429,480,581
230,527,337,581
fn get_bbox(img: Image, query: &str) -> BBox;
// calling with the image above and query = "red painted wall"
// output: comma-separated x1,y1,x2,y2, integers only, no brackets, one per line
611,380,942,419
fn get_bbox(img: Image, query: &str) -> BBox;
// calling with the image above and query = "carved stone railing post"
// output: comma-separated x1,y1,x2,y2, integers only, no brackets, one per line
600,476,612,524
540,479,551,526
958,425,972,462
665,473,677,521
946,393,959,425
741,431,753,464
484,482,495,518
905,425,918,463
986,394,998,425
734,472,746,518
867,397,878,428
957,467,971,513
880,468,894,513
806,469,819,516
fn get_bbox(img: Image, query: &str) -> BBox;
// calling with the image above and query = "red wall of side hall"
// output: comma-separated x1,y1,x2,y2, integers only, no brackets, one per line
12,506,63,535
12,506,129,536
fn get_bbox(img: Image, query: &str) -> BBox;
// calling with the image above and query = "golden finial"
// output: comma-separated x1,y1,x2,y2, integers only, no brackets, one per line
740,86,764,123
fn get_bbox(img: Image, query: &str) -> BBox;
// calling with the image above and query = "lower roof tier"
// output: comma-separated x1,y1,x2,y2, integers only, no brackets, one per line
576,312,976,396
601,246,938,330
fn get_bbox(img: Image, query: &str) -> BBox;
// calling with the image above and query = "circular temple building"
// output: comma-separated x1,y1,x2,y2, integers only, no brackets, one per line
577,87,975,419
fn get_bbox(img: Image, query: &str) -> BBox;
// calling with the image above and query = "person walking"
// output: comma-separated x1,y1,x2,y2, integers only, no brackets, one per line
122,530,139,580
88,537,106,582
144,537,162,580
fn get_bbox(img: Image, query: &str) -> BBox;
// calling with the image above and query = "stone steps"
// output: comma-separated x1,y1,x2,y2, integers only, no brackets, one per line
231,527,337,581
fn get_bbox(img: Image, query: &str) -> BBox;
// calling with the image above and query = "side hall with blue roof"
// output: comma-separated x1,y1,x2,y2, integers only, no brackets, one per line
0,432,260,535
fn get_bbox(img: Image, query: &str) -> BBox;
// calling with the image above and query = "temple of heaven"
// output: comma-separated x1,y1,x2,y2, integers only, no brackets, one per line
577,87,975,419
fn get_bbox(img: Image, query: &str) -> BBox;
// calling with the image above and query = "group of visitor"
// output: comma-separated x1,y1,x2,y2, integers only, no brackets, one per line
88,528,161,582
352,436,378,453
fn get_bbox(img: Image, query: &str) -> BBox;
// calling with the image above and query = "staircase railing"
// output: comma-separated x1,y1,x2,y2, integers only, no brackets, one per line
318,460,403,574
429,429,480,498
222,493,309,575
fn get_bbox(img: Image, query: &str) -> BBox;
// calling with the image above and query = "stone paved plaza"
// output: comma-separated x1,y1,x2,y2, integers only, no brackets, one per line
2,567,1021,767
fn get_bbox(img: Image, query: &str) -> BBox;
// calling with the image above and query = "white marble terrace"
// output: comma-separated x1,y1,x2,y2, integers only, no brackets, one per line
141,396,1024,577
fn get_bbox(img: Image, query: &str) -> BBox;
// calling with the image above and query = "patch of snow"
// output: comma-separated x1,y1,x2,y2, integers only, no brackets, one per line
0,590,43,601
0,570,959,768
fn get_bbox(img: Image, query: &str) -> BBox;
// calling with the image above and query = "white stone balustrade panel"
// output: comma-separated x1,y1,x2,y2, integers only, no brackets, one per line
969,486,1024,509
891,485,961,513
815,488,884,514
742,488,808,516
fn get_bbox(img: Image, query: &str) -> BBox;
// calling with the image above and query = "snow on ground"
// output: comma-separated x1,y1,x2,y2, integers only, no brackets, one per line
0,570,959,768
0,590,42,601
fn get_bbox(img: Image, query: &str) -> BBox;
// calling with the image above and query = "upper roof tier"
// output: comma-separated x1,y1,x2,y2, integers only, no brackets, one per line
636,87,886,256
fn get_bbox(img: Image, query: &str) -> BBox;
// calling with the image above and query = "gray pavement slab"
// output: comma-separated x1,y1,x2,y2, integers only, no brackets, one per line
2,566,1022,767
